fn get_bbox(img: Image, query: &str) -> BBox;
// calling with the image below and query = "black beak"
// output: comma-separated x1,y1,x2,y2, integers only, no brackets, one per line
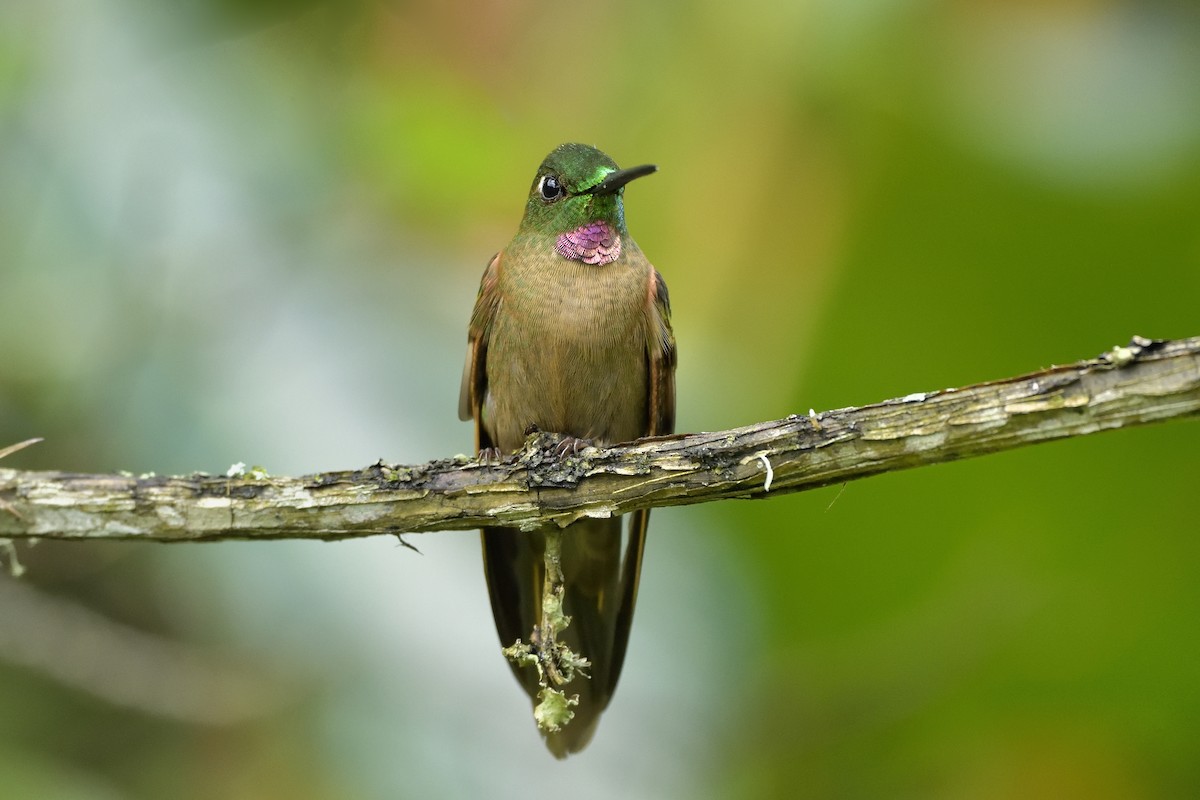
586,163,657,196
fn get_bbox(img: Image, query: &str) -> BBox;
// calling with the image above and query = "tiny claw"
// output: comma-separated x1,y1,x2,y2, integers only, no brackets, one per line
553,437,593,458
477,446,503,465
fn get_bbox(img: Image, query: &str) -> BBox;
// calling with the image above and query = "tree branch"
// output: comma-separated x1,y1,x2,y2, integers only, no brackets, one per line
1,336,1197,543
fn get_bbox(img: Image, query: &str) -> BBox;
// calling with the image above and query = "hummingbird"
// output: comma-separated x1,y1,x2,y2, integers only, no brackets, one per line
458,143,676,757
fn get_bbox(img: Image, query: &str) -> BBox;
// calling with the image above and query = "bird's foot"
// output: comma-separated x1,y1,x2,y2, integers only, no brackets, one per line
553,436,595,458
476,446,503,464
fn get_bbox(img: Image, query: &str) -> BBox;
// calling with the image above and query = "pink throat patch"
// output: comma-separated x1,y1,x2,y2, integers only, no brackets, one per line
555,221,621,265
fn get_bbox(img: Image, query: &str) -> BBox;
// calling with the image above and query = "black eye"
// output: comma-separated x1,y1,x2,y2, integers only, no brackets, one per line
538,174,564,202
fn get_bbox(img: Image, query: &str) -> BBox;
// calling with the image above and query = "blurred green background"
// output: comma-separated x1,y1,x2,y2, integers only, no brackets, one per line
2,0,1199,797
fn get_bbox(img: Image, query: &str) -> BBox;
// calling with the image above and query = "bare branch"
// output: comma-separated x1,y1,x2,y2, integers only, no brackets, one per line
1,336,1197,543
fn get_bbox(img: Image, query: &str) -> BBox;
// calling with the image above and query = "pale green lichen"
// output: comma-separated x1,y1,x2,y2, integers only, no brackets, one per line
502,640,539,670
548,644,590,686
533,688,578,732
1108,344,1138,366
226,462,269,480
540,536,569,631
500,527,593,733
379,465,414,483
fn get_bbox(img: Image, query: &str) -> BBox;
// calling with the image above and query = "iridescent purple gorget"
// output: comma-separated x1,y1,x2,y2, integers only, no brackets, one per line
555,220,621,266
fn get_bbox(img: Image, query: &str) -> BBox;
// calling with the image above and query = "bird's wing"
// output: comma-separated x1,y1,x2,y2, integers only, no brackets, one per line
644,266,677,438
458,251,503,441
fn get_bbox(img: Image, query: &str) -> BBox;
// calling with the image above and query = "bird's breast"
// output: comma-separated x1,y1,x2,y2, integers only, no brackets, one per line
485,251,650,451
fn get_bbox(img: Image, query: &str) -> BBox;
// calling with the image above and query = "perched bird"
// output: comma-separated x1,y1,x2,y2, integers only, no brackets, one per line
458,143,676,757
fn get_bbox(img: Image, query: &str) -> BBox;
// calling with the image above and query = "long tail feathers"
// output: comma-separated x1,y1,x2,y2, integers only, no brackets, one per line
481,510,648,757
